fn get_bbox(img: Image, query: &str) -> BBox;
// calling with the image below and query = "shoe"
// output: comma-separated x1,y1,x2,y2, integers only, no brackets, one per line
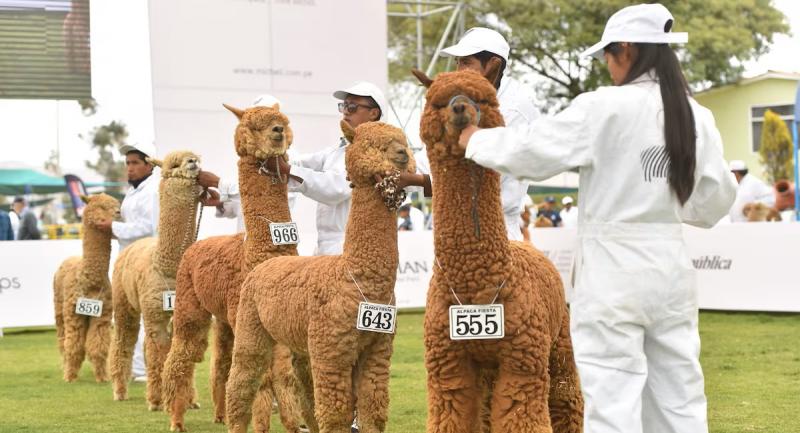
133,375,147,383
351,419,359,433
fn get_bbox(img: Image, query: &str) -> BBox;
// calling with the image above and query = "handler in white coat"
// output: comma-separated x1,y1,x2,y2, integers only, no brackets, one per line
459,4,737,433
728,159,776,222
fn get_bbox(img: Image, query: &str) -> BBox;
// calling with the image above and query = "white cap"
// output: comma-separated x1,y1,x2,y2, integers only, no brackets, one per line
580,3,688,59
729,160,747,171
119,141,157,158
562,196,574,205
441,27,510,62
252,94,281,107
333,81,388,122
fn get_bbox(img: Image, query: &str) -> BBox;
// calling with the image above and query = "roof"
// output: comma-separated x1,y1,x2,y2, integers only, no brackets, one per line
697,71,800,97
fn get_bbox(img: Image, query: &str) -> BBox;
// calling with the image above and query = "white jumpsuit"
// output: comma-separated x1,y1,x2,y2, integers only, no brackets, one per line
465,73,737,433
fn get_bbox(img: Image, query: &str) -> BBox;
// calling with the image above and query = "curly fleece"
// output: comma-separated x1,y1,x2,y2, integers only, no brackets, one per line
417,69,584,433
109,150,202,411
161,104,303,433
224,121,415,433
53,193,120,383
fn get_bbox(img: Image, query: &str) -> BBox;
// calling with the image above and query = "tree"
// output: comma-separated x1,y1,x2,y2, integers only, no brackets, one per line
388,0,789,107
83,121,128,187
759,109,794,183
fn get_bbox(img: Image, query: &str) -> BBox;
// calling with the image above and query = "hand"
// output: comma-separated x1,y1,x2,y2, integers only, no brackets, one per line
374,171,426,190
200,189,222,207
95,219,113,232
458,124,480,151
196,170,220,189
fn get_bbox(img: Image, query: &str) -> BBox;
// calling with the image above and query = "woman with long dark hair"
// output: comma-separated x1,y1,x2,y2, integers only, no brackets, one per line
458,4,736,433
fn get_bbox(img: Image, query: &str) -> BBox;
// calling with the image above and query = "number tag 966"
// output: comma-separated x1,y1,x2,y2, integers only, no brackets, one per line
449,304,504,340
269,222,299,245
75,297,103,317
162,290,176,311
356,302,396,334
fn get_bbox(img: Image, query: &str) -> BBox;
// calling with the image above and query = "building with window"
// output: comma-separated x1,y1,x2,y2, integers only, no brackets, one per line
694,71,799,179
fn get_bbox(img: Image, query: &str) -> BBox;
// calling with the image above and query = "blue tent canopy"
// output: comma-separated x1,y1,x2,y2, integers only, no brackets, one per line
0,168,123,195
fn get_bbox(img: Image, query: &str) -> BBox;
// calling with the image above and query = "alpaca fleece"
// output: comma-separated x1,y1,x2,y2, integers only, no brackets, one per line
53,193,120,383
224,121,415,433
416,69,583,433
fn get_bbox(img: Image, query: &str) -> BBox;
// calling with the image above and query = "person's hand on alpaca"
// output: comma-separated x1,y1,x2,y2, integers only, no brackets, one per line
458,124,480,151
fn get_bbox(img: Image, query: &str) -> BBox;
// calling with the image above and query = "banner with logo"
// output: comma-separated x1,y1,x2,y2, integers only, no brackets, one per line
63,174,88,221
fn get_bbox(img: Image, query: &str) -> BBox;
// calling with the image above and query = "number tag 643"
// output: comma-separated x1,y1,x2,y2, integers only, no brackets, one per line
356,302,396,334
269,222,299,245
449,304,504,340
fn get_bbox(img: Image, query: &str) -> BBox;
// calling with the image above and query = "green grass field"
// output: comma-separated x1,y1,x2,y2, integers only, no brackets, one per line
1,311,798,433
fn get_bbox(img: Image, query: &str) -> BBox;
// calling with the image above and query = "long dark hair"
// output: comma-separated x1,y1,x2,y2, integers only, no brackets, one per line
606,42,696,205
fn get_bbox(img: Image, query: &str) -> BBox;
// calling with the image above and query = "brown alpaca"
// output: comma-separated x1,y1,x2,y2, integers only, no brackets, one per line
161,103,302,432
109,151,203,410
224,121,415,433
413,69,583,433
53,193,120,382
742,202,782,222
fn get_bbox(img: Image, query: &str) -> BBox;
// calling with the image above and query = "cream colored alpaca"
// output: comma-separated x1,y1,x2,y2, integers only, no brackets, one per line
53,193,120,382
109,151,203,410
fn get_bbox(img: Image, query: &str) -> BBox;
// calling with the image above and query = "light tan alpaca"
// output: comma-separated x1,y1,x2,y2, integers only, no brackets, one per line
742,202,782,222
109,151,202,410
225,121,415,433
53,193,120,382
162,103,302,433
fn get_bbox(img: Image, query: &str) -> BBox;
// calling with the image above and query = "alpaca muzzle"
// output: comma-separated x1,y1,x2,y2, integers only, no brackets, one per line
448,94,481,130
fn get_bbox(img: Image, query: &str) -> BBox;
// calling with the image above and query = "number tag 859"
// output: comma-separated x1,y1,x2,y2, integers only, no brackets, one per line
356,302,396,334
75,297,103,317
449,304,504,340
269,222,299,245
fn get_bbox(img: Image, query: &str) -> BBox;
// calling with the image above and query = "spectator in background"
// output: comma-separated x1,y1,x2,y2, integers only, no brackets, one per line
728,160,775,223
397,203,425,232
537,196,562,227
559,196,579,228
0,208,13,240
13,197,41,240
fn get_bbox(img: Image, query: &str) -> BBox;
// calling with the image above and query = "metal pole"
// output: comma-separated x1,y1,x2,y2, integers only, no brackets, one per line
794,83,799,221
416,0,423,70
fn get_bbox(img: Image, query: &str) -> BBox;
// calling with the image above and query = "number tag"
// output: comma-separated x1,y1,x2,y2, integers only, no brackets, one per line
75,297,103,317
449,304,504,340
162,290,176,311
269,222,299,245
356,302,397,334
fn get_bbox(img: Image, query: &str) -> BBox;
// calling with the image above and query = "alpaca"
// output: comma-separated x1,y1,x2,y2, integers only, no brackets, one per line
742,202,782,222
53,193,120,382
109,150,203,410
413,69,583,433
224,120,415,433
161,103,302,433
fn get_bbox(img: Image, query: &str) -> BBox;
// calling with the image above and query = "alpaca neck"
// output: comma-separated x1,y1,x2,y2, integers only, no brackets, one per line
153,177,198,278
342,185,399,303
79,226,112,287
429,154,511,292
239,156,296,271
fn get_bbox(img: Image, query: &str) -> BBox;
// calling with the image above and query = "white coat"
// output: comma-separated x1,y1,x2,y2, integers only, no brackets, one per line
559,206,579,228
466,73,737,433
113,172,160,251
215,179,296,233
416,75,539,241
729,174,775,222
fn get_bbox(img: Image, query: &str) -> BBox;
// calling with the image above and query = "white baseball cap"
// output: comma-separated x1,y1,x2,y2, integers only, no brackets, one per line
333,81,388,122
562,196,574,205
580,3,688,59
119,141,157,158
441,27,510,62
252,94,282,107
729,160,747,171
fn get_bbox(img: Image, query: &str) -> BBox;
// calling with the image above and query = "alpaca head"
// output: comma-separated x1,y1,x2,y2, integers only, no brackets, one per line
148,151,202,180
341,120,416,190
79,193,120,230
413,69,503,159
224,103,293,160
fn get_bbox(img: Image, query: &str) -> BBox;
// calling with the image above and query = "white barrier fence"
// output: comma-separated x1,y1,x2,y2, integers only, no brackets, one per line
1,224,798,330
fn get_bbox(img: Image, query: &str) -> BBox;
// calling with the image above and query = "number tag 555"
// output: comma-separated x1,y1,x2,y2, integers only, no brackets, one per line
449,304,504,340
356,302,396,334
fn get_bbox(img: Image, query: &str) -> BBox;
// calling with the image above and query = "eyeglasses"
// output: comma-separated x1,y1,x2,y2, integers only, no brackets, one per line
338,102,378,114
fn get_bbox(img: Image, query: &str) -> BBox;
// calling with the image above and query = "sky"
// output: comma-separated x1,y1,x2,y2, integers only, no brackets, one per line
1,0,798,182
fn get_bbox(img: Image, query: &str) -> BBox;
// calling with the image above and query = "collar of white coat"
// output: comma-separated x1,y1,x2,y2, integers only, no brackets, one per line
628,69,658,86
126,168,159,195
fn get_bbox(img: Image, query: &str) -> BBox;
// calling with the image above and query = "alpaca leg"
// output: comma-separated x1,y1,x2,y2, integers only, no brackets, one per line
62,300,88,382
54,281,65,357
425,352,481,433
547,311,583,433
110,300,139,400
144,315,172,411
251,372,275,433
478,369,497,433
353,336,393,433
162,306,212,432
86,314,112,382
225,297,274,433
211,320,235,424
308,332,358,433
293,355,319,433
270,344,304,433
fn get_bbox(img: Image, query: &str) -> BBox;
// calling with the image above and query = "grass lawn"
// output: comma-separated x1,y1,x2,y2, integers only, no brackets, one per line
1,311,798,433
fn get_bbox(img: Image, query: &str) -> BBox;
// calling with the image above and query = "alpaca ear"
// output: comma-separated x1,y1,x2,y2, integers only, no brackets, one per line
340,120,356,144
271,102,280,111
223,103,245,120
484,57,502,88
146,157,163,168
79,194,91,204
412,69,433,88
